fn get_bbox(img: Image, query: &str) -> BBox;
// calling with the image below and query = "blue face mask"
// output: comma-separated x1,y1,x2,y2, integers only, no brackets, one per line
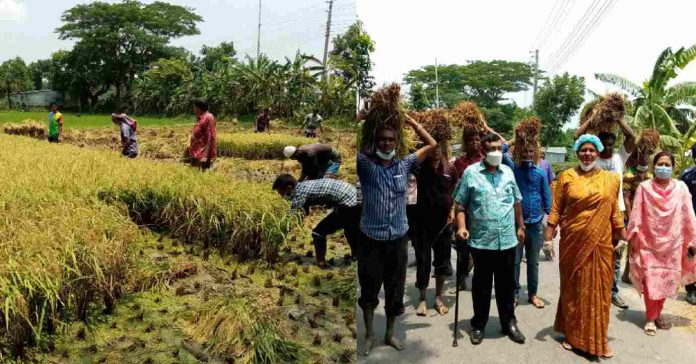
376,149,396,161
655,166,673,180
520,160,534,169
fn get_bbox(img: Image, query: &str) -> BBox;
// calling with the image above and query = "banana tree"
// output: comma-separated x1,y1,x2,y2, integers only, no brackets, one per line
595,44,696,149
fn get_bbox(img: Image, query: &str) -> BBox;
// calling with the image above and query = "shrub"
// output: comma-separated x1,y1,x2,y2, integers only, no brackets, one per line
217,133,313,159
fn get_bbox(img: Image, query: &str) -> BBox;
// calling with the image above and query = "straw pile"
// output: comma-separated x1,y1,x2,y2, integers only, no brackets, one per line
628,128,661,166
512,117,542,163
581,93,625,133
358,83,409,156
451,101,487,131
3,120,47,138
415,109,452,142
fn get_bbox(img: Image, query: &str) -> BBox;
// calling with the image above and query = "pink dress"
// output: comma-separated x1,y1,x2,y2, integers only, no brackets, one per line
627,179,696,300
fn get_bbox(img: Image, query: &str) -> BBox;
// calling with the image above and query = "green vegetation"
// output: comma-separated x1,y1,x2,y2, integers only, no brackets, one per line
217,133,314,160
0,111,193,129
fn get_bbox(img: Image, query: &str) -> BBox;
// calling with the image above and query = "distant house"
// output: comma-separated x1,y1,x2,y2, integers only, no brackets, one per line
543,147,567,163
9,89,76,109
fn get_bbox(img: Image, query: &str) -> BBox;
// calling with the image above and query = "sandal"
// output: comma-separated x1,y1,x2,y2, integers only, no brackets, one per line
644,321,657,336
434,302,449,315
655,317,671,330
416,301,427,316
529,296,545,309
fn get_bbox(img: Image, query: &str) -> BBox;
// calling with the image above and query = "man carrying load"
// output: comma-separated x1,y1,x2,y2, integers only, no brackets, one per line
283,143,342,181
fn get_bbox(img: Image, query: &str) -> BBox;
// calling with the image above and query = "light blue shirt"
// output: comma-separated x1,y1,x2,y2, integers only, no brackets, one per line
453,161,522,250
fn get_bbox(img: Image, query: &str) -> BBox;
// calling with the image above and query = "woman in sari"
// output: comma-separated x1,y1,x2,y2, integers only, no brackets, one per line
627,151,696,335
544,134,626,358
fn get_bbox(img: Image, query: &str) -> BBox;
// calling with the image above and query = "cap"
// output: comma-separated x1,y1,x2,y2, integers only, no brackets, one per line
283,146,297,158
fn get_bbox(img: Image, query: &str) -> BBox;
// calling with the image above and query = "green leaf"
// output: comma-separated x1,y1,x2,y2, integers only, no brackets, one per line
652,104,682,137
594,73,642,97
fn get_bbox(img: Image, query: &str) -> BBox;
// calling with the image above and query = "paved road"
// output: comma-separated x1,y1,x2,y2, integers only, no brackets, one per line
356,237,696,363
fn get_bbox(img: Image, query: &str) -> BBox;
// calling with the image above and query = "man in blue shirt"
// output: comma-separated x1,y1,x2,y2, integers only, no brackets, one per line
680,143,696,305
512,144,551,309
357,114,437,356
454,133,526,345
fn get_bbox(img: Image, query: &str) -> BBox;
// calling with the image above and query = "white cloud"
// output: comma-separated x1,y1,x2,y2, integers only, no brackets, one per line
0,0,27,23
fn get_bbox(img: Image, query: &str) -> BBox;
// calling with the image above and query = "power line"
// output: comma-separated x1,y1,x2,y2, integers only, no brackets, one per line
544,0,602,69
537,0,575,51
548,0,616,72
532,0,562,49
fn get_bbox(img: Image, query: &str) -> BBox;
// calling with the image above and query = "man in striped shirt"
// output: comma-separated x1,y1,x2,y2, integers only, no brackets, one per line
273,174,359,267
357,114,437,355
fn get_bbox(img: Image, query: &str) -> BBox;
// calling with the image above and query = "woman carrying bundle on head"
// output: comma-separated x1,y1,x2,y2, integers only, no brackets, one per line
509,117,551,309
411,109,458,317
355,84,437,356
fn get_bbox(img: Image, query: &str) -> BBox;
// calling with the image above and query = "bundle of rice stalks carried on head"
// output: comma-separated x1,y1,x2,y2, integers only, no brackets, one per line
414,108,452,142
451,101,487,132
512,117,542,163
581,93,625,133
358,83,410,156
636,128,660,156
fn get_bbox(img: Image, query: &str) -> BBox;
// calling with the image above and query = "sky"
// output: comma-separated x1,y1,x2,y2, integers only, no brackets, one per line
0,0,356,64
358,0,696,108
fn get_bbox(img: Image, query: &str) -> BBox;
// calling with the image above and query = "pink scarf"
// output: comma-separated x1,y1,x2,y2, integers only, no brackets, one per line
627,179,696,300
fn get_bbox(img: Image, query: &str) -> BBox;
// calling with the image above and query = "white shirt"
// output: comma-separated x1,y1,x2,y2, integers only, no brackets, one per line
595,145,630,211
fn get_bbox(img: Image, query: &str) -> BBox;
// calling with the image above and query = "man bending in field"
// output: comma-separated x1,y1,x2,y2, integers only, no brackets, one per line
47,102,64,143
273,174,360,268
283,143,342,181
188,98,217,170
111,113,139,158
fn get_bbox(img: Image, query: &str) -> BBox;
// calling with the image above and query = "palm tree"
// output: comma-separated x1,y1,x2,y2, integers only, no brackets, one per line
595,44,696,147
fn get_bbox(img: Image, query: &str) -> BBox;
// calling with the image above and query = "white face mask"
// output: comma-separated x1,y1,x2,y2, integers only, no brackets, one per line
485,151,503,167
579,161,596,172
375,149,396,161
636,165,649,172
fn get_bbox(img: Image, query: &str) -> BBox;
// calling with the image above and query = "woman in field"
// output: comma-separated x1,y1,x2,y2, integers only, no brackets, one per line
188,98,217,170
111,113,138,158
626,151,696,335
544,134,626,358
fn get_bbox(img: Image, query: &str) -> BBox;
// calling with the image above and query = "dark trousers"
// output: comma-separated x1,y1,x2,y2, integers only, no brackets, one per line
414,223,453,289
514,221,543,298
357,232,408,317
456,213,473,281
47,136,59,143
312,205,361,258
471,247,517,331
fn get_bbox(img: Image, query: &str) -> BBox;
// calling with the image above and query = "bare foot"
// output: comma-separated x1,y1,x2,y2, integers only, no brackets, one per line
416,301,427,316
362,334,375,356
434,297,449,315
562,340,572,351
384,335,404,351
602,346,614,358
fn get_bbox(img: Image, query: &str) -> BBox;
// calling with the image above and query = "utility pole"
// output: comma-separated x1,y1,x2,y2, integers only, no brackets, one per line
256,0,262,59
435,58,440,108
532,49,539,99
322,0,334,83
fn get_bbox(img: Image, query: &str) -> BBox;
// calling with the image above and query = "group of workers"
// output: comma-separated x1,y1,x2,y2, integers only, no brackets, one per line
272,110,696,359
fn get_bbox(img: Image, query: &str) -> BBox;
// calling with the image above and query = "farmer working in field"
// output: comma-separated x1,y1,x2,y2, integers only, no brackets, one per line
283,143,342,181
111,113,139,158
188,98,217,171
272,174,360,268
575,116,636,310
356,113,436,355
47,102,64,143
255,108,271,133
303,109,323,138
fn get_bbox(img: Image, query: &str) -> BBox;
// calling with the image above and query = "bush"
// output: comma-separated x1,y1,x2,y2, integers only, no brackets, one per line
217,133,313,159
552,161,576,176
0,135,297,353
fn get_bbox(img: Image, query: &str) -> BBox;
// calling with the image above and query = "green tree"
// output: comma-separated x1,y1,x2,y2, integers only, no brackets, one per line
200,42,237,71
56,0,202,107
596,44,696,147
533,72,585,146
0,57,32,108
133,58,193,114
329,21,376,97
28,59,52,90
403,60,534,108
409,82,428,111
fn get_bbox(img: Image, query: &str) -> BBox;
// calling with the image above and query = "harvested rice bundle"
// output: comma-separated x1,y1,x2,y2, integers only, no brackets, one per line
358,83,409,156
581,93,625,133
636,128,660,156
415,108,452,142
459,124,482,154
512,117,542,163
451,101,486,131
3,119,47,139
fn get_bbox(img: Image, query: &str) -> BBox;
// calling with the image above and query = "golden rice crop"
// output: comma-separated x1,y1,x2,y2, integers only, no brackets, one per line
2,120,47,138
358,83,410,157
512,117,542,164
217,133,314,159
581,93,625,133
0,135,297,354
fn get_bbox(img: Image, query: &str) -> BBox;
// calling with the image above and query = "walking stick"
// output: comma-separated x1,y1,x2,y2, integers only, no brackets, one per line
453,237,465,347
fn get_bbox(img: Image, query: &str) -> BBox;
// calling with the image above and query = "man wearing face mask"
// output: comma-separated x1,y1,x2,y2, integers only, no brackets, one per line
272,174,360,267
512,145,551,309
575,118,636,309
680,143,696,305
356,114,437,355
453,133,526,345
621,154,653,284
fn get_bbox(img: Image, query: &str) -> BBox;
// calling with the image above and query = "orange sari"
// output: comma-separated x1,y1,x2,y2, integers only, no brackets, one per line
548,168,624,356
